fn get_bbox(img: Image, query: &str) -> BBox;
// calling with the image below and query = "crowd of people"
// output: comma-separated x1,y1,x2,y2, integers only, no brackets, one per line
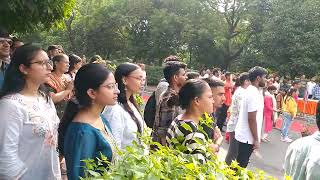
0,28,319,180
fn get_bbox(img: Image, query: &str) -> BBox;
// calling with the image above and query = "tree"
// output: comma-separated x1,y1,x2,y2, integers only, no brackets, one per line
254,0,320,78
204,0,268,70
0,0,75,32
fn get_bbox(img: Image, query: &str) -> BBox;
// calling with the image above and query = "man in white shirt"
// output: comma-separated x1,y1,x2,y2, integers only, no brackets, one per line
307,77,316,99
225,72,250,165
234,66,267,168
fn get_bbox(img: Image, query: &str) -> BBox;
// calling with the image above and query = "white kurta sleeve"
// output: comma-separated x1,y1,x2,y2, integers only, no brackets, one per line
102,105,125,149
0,100,28,179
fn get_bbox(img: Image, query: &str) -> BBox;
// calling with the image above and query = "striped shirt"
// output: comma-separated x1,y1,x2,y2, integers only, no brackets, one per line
166,115,209,163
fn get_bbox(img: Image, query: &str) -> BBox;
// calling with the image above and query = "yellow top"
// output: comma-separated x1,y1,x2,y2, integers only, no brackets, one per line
282,96,297,117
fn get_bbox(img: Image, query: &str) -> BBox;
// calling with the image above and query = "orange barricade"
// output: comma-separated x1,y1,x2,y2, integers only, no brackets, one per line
297,98,318,116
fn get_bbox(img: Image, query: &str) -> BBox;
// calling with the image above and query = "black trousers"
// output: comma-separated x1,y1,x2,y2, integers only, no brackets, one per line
236,140,254,168
216,104,229,131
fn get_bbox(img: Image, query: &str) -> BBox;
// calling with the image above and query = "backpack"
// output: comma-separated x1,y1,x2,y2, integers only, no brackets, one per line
144,91,157,128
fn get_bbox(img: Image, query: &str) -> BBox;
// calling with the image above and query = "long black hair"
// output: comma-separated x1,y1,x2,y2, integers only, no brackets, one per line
114,63,142,134
0,44,48,99
68,54,82,73
58,63,112,154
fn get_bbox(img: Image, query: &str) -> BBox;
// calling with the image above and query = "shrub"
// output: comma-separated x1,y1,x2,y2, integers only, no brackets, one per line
81,115,282,180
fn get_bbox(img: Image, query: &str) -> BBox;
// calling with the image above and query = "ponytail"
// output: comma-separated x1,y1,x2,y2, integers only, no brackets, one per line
57,63,112,155
121,96,142,134
58,99,81,155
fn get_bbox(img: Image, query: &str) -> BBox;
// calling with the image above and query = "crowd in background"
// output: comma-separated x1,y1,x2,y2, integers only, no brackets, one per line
0,28,319,180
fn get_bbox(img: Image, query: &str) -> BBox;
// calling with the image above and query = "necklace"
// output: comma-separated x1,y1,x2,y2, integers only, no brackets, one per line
100,126,118,162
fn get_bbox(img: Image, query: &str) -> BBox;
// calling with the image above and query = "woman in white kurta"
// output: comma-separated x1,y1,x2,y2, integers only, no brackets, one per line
0,44,61,179
102,63,145,149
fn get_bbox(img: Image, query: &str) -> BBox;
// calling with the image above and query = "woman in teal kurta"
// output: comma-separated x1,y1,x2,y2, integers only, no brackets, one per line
64,116,115,179
58,64,120,179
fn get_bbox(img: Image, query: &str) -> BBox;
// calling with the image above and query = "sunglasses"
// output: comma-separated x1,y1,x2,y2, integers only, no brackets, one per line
0,38,13,46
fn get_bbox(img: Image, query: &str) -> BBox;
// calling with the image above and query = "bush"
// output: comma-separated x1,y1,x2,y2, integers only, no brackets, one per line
81,122,282,180
145,65,163,86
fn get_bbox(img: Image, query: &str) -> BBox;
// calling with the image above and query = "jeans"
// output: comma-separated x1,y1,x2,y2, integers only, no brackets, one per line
225,131,239,165
281,112,293,138
236,140,254,168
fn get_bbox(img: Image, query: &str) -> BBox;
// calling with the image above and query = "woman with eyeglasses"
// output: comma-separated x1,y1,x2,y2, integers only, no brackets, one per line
0,44,61,179
45,54,73,119
59,63,119,179
102,63,146,149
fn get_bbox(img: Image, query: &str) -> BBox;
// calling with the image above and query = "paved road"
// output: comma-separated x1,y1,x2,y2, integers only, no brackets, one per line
218,129,302,179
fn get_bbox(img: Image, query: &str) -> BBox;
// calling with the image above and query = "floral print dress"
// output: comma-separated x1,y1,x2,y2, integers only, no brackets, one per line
0,93,61,180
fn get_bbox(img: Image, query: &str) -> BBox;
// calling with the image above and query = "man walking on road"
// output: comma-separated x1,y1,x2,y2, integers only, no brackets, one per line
234,66,267,168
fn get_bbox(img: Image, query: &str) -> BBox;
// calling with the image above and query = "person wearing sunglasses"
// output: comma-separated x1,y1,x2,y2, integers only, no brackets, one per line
0,28,12,89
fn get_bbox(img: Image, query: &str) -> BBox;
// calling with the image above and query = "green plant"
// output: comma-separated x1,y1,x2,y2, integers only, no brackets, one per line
81,125,277,180
107,63,117,72
145,65,163,86
134,94,144,109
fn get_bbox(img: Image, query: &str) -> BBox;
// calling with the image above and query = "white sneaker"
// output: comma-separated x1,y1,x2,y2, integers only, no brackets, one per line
283,137,293,143
280,137,285,141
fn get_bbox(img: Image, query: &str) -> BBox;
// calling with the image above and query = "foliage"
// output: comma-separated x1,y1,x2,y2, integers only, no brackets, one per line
237,0,320,78
107,63,117,72
134,94,144,109
17,0,320,77
81,126,276,180
0,0,75,33
145,65,163,86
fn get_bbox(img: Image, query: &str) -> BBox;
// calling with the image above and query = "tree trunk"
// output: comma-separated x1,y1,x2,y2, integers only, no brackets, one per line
64,11,76,52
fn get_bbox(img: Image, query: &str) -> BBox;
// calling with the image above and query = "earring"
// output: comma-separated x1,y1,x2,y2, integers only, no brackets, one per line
123,80,127,91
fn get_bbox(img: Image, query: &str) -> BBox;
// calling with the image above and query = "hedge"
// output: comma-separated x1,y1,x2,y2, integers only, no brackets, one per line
81,115,285,180
82,128,281,180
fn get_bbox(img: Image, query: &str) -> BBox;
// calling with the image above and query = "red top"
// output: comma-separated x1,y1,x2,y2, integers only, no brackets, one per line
224,80,232,106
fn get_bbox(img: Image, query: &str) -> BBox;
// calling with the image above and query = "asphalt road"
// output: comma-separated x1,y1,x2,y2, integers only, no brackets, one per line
218,129,301,179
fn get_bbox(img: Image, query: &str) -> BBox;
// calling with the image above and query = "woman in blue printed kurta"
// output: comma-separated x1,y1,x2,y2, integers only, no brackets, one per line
58,64,119,179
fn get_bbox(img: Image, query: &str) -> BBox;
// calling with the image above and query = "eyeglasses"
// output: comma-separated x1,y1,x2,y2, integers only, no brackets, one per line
128,76,146,82
102,83,119,91
0,38,13,46
30,59,53,68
